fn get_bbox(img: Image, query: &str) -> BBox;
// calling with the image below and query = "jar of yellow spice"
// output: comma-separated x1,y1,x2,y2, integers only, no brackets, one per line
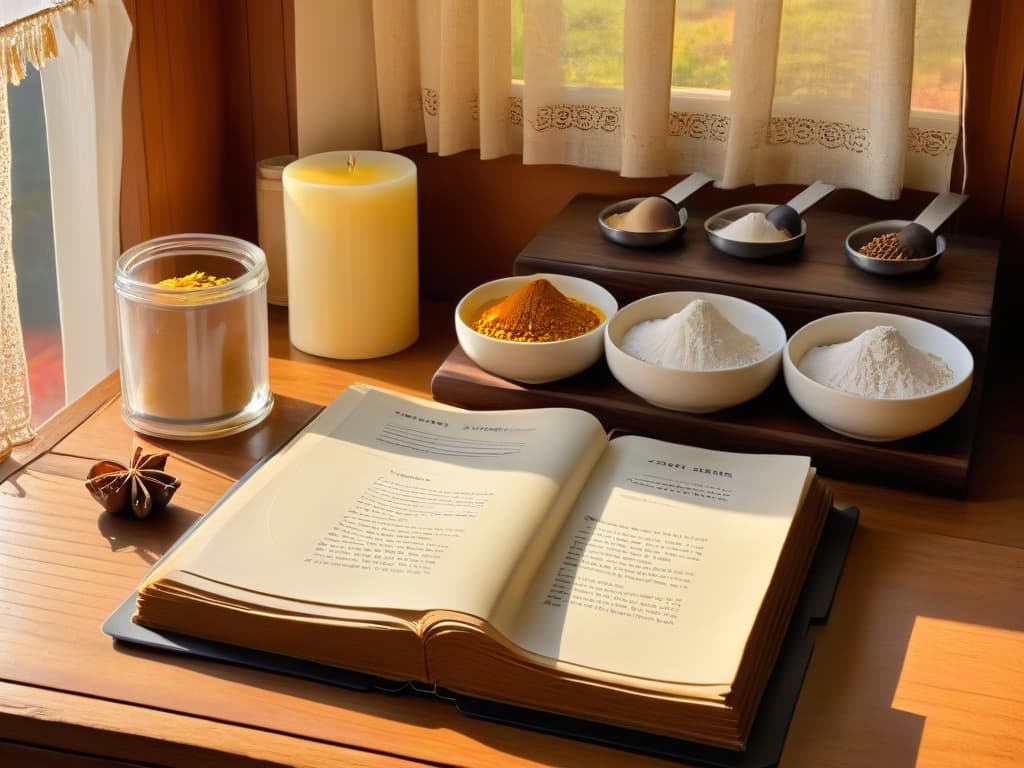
115,234,273,439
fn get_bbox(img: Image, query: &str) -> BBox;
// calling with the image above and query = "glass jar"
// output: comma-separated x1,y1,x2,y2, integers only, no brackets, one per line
115,234,273,439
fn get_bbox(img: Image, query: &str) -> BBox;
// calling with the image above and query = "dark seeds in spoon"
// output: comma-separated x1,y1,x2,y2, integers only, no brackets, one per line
859,232,915,260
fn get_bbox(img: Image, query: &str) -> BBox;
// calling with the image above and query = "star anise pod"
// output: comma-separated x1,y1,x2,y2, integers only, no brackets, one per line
85,447,181,518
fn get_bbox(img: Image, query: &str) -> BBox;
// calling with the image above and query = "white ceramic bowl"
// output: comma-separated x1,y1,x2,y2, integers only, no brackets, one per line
455,273,618,384
604,292,786,413
783,312,973,442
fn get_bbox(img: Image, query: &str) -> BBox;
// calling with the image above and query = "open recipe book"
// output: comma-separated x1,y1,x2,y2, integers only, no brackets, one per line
131,385,832,750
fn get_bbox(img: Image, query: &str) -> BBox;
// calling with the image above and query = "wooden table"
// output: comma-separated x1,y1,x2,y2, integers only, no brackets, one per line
2,301,1022,767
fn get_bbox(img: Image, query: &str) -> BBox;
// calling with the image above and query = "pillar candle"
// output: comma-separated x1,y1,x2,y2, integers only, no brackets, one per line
282,151,419,359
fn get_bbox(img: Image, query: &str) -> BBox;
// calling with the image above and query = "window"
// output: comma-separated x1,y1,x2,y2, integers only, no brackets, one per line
8,67,64,426
510,0,968,113
1,0,132,449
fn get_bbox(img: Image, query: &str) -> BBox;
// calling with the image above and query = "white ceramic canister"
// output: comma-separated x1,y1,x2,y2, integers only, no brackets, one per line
256,154,296,306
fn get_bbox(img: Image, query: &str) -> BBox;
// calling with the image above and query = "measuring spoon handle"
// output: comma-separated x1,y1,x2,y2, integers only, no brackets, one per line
661,172,714,208
914,192,968,233
786,180,836,214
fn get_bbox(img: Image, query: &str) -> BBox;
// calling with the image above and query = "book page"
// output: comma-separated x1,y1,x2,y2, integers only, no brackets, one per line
500,435,811,685
150,387,608,622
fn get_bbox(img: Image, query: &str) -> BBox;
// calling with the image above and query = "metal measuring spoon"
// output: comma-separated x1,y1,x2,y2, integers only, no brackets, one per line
704,181,835,259
764,181,837,237
896,192,968,259
598,173,714,247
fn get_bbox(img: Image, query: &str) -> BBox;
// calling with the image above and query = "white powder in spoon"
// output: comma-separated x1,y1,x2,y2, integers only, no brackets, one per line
716,212,791,242
622,299,762,370
798,325,952,398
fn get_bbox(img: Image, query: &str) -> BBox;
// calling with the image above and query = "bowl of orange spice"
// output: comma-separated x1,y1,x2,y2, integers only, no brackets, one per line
455,273,618,384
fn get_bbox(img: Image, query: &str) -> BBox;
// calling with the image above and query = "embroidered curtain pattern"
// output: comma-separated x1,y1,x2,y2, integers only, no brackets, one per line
296,0,969,198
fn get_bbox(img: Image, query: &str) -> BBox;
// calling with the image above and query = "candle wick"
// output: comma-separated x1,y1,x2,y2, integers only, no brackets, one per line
347,153,356,173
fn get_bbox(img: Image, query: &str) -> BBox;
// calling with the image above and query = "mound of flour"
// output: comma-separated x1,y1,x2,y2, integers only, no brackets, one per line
717,212,791,242
622,299,762,371
798,325,952,398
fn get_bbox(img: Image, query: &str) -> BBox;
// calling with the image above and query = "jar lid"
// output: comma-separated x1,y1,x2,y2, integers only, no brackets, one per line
257,154,298,180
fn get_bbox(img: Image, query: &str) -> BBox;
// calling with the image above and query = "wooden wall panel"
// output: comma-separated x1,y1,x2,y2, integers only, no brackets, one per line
244,0,295,159
991,40,1024,379
221,0,258,243
1004,81,1024,245
120,0,295,247
283,0,297,153
221,0,296,244
133,1,231,237
118,0,149,251
956,0,1024,233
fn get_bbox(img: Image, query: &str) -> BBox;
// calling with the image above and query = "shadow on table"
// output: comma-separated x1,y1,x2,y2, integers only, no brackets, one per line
97,503,199,565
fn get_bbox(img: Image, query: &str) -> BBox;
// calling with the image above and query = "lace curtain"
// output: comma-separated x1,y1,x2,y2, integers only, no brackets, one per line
0,75,31,459
1,0,127,461
294,0,969,198
1,0,93,459
40,1,131,402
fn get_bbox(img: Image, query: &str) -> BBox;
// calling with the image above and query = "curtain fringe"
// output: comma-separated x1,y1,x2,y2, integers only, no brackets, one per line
1,0,93,86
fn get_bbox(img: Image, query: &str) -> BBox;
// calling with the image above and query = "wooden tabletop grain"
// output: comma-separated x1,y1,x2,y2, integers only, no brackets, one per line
1,300,1022,768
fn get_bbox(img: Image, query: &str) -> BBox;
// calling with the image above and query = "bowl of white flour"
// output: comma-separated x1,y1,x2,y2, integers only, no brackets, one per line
605,292,786,412
783,312,973,441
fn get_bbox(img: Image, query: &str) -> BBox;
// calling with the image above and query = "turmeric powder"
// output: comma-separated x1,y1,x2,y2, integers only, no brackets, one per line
157,271,231,289
141,271,250,421
472,278,603,342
